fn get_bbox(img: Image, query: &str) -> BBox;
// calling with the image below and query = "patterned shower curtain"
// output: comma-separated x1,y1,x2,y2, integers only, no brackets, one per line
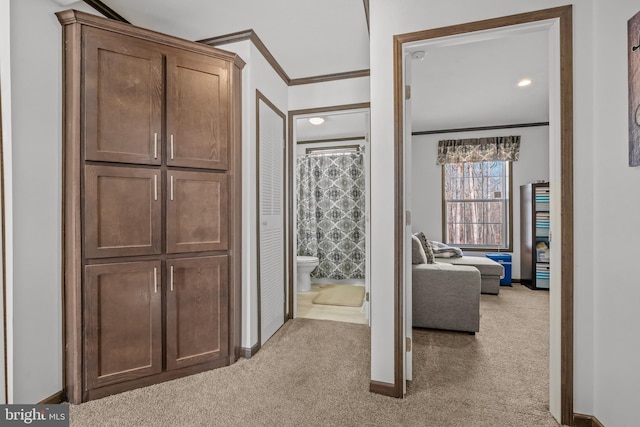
297,152,366,280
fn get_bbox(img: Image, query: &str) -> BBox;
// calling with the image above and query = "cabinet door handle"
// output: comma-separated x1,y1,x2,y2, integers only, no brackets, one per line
154,174,158,201
170,265,174,291
153,267,158,293
170,134,174,160
154,133,158,159
170,175,174,201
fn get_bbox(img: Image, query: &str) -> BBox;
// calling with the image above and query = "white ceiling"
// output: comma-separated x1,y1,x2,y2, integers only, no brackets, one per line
410,29,550,132
99,0,370,79
92,1,549,135
296,111,368,141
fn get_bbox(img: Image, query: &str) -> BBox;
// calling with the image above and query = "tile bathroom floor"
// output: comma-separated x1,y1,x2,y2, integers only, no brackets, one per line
296,283,368,325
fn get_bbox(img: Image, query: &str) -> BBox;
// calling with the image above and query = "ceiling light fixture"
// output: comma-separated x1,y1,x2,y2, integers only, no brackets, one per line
518,78,532,87
308,117,325,125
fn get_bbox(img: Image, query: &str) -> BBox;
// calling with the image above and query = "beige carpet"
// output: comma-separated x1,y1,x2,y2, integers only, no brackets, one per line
70,284,559,427
311,284,365,306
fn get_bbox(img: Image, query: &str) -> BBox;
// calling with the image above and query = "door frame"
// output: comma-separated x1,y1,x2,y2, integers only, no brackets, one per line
392,6,574,425
255,90,288,346
0,83,7,403
286,103,371,319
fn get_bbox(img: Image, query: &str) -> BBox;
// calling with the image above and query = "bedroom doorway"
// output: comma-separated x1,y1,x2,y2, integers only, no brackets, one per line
393,6,573,425
287,104,371,325
0,84,6,403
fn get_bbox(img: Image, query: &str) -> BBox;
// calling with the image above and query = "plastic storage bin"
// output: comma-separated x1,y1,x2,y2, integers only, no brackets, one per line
485,253,512,286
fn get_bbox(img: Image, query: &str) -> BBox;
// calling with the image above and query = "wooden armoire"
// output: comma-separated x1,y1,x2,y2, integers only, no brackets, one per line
57,10,243,403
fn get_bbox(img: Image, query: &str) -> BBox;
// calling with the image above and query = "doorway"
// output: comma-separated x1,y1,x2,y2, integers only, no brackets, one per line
0,83,6,403
287,104,371,324
393,6,573,425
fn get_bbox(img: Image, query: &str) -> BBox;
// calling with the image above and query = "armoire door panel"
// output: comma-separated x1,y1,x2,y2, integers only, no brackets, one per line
167,170,228,253
83,26,163,165
85,165,162,258
166,256,229,370
166,52,229,170
85,261,162,389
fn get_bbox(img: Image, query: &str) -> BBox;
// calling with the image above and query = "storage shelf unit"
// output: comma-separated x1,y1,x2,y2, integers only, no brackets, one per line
520,182,550,290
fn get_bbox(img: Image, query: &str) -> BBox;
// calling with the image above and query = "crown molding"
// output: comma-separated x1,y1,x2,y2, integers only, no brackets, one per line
198,30,370,87
199,30,290,84
297,136,366,145
363,0,370,34
289,69,370,86
412,121,549,136
82,0,130,23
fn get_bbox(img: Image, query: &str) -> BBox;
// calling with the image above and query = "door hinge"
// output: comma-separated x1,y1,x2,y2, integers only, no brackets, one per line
365,292,369,302
405,85,411,100
406,211,411,226
406,337,412,352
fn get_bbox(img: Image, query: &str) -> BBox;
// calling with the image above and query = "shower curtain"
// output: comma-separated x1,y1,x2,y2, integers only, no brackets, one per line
297,151,366,280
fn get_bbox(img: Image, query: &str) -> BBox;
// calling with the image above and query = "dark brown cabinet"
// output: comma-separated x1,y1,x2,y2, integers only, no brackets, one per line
59,10,243,403
167,170,229,254
83,27,163,166
84,165,162,258
167,52,229,170
85,261,163,389
166,256,229,370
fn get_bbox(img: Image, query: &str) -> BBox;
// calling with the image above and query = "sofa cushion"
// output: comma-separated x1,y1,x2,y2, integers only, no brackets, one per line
411,235,427,264
415,232,435,264
412,262,480,332
437,255,503,277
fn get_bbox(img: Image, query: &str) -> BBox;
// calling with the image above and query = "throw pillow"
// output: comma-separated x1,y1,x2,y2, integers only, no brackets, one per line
416,232,435,264
411,235,427,264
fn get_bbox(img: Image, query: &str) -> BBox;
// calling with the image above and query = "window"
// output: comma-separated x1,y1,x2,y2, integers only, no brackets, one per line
442,161,512,250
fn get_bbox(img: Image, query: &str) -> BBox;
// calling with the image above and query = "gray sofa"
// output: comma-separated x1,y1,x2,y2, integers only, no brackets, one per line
436,256,503,295
412,262,481,333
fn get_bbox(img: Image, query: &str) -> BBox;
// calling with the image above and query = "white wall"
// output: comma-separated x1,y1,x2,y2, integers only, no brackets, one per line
214,40,289,351
411,126,550,279
288,77,370,111
369,0,596,418
8,0,101,403
592,1,640,426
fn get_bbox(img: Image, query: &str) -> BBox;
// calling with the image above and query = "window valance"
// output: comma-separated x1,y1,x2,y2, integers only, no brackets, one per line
436,135,521,165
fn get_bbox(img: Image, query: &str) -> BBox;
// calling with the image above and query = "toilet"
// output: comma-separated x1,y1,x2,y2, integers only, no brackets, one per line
296,256,319,292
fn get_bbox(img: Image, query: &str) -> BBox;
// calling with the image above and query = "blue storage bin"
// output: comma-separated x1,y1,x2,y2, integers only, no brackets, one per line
486,253,512,286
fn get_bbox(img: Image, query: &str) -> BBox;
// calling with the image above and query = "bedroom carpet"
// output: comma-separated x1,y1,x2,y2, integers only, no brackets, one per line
70,284,559,427
311,284,365,307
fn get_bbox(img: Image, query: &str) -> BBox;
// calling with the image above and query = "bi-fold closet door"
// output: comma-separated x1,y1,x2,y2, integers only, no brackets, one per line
257,95,286,346
74,21,235,400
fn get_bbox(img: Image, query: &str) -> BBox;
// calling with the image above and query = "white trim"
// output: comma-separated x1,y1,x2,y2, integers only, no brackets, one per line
546,18,562,421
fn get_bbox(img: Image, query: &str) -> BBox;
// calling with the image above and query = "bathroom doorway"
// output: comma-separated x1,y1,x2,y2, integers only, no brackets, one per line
287,104,371,326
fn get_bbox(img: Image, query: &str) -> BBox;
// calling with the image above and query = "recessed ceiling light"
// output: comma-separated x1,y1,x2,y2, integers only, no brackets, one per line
518,78,532,87
309,117,325,125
